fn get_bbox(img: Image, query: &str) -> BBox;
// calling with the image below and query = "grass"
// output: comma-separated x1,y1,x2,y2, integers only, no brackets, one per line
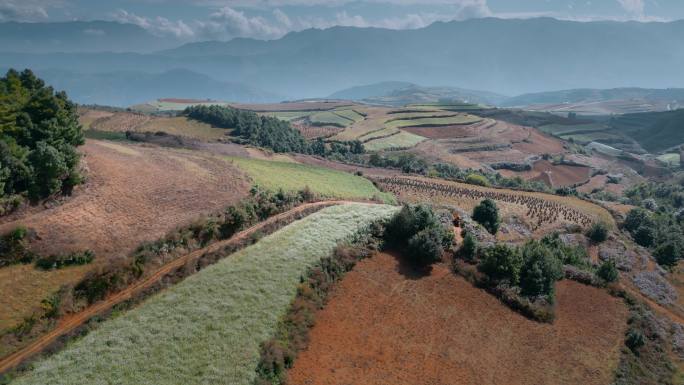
309,111,353,127
258,111,316,122
138,117,227,141
657,153,680,166
0,264,91,333
83,130,128,141
363,131,427,151
358,127,400,142
227,157,395,203
332,109,365,123
12,204,399,385
386,114,482,129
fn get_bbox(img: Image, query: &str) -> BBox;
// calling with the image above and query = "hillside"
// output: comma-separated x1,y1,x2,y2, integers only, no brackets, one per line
3,18,684,102
330,82,507,106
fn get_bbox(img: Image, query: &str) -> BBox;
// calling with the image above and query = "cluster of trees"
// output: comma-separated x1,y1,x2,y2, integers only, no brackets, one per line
0,69,84,206
384,204,454,266
185,105,309,153
471,230,617,299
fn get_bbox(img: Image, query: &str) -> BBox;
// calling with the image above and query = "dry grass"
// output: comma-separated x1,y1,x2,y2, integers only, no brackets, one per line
0,264,91,331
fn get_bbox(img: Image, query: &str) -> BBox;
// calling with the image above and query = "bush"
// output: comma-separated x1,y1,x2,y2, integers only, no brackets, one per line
519,241,563,298
35,250,95,270
653,239,684,268
466,173,490,187
624,208,652,233
0,226,34,266
597,260,619,283
587,222,609,243
633,224,656,247
478,244,523,284
459,232,478,261
384,204,453,266
626,329,646,353
472,198,500,234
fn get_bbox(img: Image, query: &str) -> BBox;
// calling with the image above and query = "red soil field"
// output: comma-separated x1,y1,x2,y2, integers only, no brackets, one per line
0,140,250,260
289,252,628,385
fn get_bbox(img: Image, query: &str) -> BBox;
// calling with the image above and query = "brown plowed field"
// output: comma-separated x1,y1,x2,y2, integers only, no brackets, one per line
500,160,591,188
0,140,250,327
289,252,628,385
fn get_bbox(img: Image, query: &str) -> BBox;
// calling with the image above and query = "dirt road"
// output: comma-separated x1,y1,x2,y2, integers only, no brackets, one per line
0,200,358,374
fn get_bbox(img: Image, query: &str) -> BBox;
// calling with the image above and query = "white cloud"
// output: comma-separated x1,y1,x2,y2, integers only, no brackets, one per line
113,9,195,38
616,0,644,16
0,1,50,21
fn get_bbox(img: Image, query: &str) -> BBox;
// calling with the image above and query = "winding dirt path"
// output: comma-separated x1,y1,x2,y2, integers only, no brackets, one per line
0,200,359,374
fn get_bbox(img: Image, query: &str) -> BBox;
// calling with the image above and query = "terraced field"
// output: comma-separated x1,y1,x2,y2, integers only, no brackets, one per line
309,111,355,127
363,131,427,151
227,157,395,203
12,204,398,385
386,114,483,129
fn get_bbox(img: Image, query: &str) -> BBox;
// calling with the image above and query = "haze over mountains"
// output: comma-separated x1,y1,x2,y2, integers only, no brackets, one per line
2,17,684,106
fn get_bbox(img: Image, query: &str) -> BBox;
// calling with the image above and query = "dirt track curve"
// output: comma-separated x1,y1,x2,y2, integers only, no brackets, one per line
0,200,360,374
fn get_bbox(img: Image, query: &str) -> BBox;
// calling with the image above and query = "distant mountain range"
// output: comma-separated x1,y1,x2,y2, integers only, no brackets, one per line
328,82,507,106
2,17,684,105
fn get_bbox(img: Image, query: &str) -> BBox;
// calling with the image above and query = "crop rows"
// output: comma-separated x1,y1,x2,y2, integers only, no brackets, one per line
374,176,596,230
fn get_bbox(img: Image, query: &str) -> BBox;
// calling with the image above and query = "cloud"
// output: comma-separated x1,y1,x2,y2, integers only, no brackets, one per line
616,0,645,16
112,9,195,38
0,1,50,21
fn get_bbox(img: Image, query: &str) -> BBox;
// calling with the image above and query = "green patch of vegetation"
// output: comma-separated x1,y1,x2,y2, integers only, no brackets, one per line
384,205,454,266
332,108,365,123
472,198,500,234
34,251,94,270
363,131,427,151
308,111,353,128
228,157,395,203
386,114,482,129
259,111,315,122
1,69,84,202
12,204,397,385
656,153,680,166
0,226,34,267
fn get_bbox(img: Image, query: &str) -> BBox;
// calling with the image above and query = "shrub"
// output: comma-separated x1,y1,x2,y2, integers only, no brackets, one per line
587,222,609,243
478,244,523,284
407,227,447,266
519,241,563,298
460,232,478,261
472,198,500,234
624,208,652,233
653,239,684,268
626,329,646,354
384,204,453,266
35,250,94,270
0,226,34,266
597,260,619,283
633,225,656,248
466,173,490,187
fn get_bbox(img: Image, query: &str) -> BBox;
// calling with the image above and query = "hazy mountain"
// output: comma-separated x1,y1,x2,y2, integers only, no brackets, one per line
329,82,507,106
503,88,684,107
0,21,179,53
31,69,281,107
328,81,414,100
3,17,684,103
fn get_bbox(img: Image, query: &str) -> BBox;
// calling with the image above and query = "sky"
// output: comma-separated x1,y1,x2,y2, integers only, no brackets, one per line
1,0,683,41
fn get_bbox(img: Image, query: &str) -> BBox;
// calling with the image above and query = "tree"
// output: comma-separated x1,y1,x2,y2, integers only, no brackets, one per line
478,244,523,284
653,238,684,268
633,225,656,248
587,222,609,243
519,242,563,297
597,260,619,283
624,208,652,233
460,232,478,261
385,204,453,267
472,199,500,234
407,227,446,266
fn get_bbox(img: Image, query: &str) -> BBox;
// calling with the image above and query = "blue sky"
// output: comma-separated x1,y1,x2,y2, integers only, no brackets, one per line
1,0,683,41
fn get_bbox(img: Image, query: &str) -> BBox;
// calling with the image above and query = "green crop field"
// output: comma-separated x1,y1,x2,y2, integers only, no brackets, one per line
228,157,395,203
332,109,365,123
363,131,427,151
657,153,680,166
309,111,353,127
13,204,399,385
259,111,316,122
539,123,608,136
358,127,400,142
385,114,482,129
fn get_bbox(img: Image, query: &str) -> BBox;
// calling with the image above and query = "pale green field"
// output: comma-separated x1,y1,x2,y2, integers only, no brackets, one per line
228,157,395,203
358,127,400,142
309,111,353,127
657,153,681,166
386,114,482,129
13,204,399,385
333,109,365,123
258,111,315,122
363,131,427,151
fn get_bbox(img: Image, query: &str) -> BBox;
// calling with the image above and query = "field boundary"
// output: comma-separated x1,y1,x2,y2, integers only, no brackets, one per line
0,200,361,375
